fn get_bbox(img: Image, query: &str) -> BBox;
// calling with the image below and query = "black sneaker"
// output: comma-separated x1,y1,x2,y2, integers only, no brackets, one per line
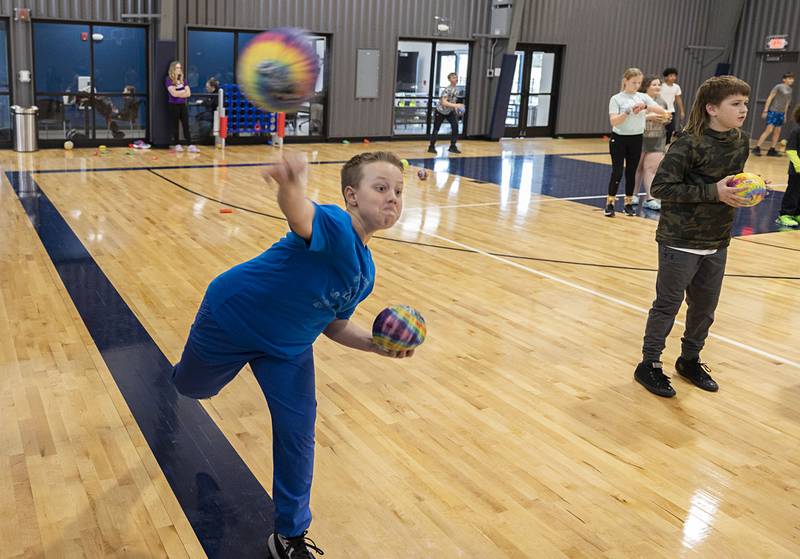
767,147,780,157
448,145,462,154
634,361,676,397
623,204,636,216
675,357,719,392
427,145,437,154
604,203,615,217
268,531,325,558
751,146,762,156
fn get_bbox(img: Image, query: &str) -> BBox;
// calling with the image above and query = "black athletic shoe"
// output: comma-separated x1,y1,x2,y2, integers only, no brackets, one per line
623,204,636,216
448,145,462,154
675,357,719,392
604,203,615,217
634,361,676,397
268,531,324,558
767,147,780,157
427,145,437,154
751,146,761,156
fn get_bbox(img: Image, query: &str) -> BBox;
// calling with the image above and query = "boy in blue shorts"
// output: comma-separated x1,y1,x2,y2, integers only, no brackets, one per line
752,72,794,156
172,151,412,559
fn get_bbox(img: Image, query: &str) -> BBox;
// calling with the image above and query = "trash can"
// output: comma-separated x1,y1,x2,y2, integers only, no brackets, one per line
11,105,38,152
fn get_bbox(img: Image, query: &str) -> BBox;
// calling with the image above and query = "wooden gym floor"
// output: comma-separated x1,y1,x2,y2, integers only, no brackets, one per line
1,138,798,558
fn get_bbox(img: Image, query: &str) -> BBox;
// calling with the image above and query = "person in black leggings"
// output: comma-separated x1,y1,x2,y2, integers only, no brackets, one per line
606,68,668,217
165,61,198,152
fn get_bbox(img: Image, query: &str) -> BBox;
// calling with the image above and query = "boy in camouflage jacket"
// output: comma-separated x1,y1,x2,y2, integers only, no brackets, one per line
635,76,753,398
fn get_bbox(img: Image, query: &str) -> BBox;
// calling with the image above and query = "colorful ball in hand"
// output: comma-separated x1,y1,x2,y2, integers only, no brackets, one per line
237,27,320,113
728,172,767,207
372,305,427,352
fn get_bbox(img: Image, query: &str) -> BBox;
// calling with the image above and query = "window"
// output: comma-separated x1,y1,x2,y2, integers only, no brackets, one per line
187,30,234,89
394,40,470,136
187,29,329,140
33,22,148,143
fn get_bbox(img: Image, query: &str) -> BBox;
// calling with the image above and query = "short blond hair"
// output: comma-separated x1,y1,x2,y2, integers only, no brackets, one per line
621,67,643,91
340,152,404,201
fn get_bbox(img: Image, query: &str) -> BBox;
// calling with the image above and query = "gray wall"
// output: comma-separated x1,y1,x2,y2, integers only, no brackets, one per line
9,0,796,138
731,0,800,87
175,0,491,138
730,0,800,137
519,0,713,135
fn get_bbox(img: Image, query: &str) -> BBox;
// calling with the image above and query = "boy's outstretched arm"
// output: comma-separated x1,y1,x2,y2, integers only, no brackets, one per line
263,153,316,240
323,319,415,358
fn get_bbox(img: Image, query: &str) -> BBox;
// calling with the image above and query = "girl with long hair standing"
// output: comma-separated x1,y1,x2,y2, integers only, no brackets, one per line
606,68,668,217
634,76,671,210
165,61,198,152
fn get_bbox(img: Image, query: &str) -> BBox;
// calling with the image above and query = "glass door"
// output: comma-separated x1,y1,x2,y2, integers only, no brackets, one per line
394,39,470,137
504,45,562,137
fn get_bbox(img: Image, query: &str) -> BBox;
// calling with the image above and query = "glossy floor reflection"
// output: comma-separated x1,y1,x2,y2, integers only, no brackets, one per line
2,140,798,559
7,170,274,559
411,154,788,236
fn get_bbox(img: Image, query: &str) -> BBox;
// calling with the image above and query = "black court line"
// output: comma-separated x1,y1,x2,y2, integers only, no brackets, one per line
734,236,800,252
6,170,275,558
26,150,610,176
143,170,799,280
29,159,346,174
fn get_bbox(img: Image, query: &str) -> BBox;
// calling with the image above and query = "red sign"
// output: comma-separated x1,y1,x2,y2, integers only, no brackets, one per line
766,35,788,51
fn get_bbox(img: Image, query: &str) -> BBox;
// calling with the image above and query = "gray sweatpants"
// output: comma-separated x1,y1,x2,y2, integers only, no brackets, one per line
642,244,728,363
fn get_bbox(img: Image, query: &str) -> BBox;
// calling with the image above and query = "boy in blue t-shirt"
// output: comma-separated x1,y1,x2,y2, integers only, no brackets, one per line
172,151,411,559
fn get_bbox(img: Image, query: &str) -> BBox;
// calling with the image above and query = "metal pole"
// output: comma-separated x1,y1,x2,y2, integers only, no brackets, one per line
749,54,764,142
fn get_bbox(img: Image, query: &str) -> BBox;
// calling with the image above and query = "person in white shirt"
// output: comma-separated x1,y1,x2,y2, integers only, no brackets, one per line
606,68,669,217
660,68,685,145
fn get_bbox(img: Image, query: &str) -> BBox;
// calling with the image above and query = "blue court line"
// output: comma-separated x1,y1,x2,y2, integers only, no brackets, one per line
408,155,789,237
6,170,274,558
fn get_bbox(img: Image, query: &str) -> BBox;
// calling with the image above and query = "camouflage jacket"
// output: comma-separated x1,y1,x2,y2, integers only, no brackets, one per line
652,128,750,249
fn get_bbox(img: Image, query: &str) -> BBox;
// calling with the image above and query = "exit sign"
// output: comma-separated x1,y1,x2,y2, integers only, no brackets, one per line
766,35,789,50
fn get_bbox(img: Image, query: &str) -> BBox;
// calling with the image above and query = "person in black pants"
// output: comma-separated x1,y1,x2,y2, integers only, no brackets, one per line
777,105,800,227
165,61,198,152
428,72,465,154
606,68,668,217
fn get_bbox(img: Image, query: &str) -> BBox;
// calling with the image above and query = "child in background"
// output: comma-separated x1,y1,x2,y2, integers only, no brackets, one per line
777,105,800,227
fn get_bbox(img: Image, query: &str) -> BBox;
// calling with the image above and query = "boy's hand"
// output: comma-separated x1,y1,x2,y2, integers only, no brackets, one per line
371,343,415,359
262,152,308,191
716,175,749,207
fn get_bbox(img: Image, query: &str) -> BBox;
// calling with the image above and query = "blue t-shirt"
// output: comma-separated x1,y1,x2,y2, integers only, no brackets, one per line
205,204,375,358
